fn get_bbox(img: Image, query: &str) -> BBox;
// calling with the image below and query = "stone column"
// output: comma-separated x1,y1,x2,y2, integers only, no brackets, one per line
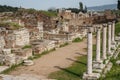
108,22,112,54
96,27,101,61
111,21,115,43
102,24,107,59
83,27,100,80
87,28,93,74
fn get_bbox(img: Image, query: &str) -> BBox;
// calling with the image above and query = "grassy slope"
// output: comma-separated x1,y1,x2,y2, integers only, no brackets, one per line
99,52,120,80
99,22,120,80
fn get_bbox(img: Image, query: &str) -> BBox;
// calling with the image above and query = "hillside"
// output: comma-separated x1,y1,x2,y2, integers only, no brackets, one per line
88,4,117,11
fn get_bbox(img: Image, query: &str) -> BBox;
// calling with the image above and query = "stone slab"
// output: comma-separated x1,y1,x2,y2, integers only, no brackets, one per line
93,60,104,69
83,73,100,80
0,66,9,73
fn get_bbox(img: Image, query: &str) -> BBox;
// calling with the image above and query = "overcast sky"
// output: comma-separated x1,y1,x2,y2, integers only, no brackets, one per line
0,0,117,10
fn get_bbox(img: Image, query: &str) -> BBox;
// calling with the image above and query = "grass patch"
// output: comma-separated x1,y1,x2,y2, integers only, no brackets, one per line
48,45,96,80
72,37,83,43
40,10,57,17
59,43,69,48
99,52,120,80
1,62,23,74
22,45,32,49
115,22,120,36
48,55,87,80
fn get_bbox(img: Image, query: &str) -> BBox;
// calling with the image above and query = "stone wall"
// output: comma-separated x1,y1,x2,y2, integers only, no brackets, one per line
0,36,5,50
13,28,29,46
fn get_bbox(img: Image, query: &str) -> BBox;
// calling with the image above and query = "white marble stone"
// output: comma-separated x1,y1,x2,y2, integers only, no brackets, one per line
96,27,101,61
23,60,34,66
87,29,93,74
116,60,120,65
102,25,107,59
83,73,100,80
108,23,112,55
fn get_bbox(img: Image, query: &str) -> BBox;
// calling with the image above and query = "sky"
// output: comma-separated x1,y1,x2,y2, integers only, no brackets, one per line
0,0,117,10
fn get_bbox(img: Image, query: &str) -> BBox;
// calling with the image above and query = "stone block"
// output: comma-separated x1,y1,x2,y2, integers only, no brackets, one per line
0,66,9,73
93,60,103,69
116,60,120,65
5,54,16,66
2,49,11,55
83,73,100,80
23,60,34,66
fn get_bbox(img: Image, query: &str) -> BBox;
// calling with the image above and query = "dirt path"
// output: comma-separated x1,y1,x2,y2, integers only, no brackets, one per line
9,38,96,78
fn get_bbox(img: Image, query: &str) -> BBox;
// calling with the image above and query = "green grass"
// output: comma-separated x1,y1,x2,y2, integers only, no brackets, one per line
72,37,83,43
40,10,57,17
22,45,32,49
48,56,87,80
48,44,96,80
99,52,120,80
115,22,120,36
1,62,23,74
59,43,69,48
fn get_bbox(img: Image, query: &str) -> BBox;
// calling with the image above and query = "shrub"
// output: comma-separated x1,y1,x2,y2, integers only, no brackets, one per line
72,37,83,42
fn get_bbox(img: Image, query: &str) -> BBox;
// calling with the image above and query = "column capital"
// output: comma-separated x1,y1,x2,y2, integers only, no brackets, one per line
112,21,116,23
87,27,93,33
102,24,107,27
108,22,112,25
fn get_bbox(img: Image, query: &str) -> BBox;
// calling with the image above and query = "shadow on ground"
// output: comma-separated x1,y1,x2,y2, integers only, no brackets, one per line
66,58,86,66
54,66,80,77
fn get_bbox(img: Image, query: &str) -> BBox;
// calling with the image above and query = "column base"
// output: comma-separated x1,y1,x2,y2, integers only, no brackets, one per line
102,56,107,60
83,72,100,80
111,41,116,45
111,45,116,50
108,51,113,57
93,60,104,69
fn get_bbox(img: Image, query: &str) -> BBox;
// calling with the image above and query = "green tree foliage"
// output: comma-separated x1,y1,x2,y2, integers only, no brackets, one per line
84,6,87,13
66,8,80,13
79,2,83,11
0,5,18,12
118,0,120,10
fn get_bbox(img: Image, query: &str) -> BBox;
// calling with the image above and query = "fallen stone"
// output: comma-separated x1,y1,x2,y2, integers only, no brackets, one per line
23,60,34,66
116,60,120,65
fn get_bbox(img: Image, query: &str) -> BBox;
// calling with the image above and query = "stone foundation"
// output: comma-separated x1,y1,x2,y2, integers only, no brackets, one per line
83,73,100,80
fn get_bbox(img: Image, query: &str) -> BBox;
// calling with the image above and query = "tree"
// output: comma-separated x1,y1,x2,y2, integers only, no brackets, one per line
84,6,87,13
48,7,56,12
118,0,120,10
79,2,83,11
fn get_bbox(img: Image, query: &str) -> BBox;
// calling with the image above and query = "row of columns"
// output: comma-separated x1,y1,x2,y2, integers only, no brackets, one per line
83,21,116,79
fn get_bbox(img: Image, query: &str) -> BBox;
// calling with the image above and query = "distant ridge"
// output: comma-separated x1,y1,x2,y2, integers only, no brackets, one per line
88,4,117,11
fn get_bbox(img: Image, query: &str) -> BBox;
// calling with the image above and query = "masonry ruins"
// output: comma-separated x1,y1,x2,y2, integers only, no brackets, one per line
0,8,119,80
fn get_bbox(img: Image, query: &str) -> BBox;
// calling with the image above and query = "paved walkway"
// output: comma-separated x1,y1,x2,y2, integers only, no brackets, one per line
9,39,88,79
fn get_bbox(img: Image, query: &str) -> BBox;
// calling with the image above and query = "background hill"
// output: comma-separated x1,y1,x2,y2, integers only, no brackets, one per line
88,4,117,11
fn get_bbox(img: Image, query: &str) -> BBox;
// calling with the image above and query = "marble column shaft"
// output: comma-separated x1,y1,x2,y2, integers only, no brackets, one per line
96,28,101,61
102,25,107,59
108,23,112,54
87,30,93,74
112,21,115,43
